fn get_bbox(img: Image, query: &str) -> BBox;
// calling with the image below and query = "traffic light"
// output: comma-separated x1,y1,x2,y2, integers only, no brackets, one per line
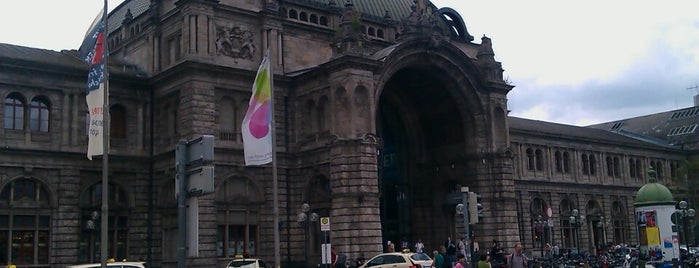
468,193,483,224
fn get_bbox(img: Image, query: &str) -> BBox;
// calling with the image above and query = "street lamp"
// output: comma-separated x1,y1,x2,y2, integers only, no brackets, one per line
569,209,584,256
677,201,695,266
597,216,611,251
298,203,318,266
534,215,546,258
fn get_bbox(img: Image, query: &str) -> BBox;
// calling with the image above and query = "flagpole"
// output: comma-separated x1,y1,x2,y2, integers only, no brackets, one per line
267,29,281,268
100,0,110,267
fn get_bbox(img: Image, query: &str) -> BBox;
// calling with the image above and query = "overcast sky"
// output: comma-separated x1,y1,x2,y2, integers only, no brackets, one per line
1,1,697,126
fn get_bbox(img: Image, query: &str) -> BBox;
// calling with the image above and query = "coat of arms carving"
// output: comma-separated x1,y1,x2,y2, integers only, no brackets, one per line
215,25,255,61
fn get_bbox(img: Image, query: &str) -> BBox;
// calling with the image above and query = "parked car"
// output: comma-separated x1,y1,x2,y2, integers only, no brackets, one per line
66,259,146,268
359,250,433,268
225,258,270,268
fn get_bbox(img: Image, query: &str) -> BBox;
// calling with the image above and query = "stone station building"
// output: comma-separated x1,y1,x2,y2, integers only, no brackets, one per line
0,0,697,267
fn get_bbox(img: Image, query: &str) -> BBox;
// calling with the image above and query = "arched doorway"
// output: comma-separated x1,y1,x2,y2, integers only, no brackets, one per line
377,65,474,250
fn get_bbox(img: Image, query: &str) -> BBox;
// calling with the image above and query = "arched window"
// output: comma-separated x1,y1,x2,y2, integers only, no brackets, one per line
216,176,262,258
526,148,535,171
377,29,384,38
611,201,627,244
79,182,131,263
219,97,237,141
368,27,376,36
555,151,562,173
613,157,620,177
158,180,177,266
635,159,642,180
309,14,318,24
303,175,332,259
288,9,298,20
299,12,308,22
589,155,597,175
531,197,550,250
606,156,614,176
582,154,590,175
319,16,328,26
563,152,571,173
629,158,636,178
317,96,328,133
29,97,50,132
110,104,126,138
535,149,544,171
0,178,52,266
4,93,25,130
559,199,575,248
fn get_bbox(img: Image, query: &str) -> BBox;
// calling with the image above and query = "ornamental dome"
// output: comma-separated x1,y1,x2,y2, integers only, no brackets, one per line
634,168,675,207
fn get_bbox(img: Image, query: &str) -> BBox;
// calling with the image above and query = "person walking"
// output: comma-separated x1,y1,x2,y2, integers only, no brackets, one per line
454,254,466,268
445,237,457,267
477,253,492,268
433,249,445,268
415,239,425,253
507,242,527,268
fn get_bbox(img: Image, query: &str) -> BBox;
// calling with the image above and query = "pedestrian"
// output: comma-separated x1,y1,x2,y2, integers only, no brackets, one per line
401,237,409,251
458,237,467,258
507,242,527,268
445,237,457,266
454,254,466,268
415,239,425,253
440,246,451,268
477,253,492,268
433,249,445,268
331,249,338,268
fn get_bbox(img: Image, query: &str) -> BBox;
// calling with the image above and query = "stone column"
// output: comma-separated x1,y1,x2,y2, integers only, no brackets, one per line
329,134,383,260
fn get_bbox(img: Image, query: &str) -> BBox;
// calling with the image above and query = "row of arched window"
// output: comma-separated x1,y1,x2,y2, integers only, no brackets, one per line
4,93,50,132
524,147,680,181
283,8,329,27
4,93,127,139
528,196,628,248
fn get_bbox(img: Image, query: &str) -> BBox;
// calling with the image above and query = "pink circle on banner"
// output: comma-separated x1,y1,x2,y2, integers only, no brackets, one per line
248,101,270,138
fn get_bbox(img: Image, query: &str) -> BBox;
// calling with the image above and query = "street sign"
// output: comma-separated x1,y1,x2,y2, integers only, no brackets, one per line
446,193,462,205
186,166,215,196
185,135,214,165
320,217,330,231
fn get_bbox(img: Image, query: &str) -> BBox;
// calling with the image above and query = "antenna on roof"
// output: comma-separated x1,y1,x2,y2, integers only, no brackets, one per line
688,84,699,106
688,84,699,93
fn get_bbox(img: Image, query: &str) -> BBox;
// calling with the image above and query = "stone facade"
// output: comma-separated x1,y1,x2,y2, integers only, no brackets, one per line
0,0,696,268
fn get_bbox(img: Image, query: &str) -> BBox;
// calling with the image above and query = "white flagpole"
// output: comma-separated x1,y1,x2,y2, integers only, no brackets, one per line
100,0,110,267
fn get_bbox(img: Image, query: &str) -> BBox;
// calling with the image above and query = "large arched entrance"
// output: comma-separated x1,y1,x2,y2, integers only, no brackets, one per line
377,64,478,251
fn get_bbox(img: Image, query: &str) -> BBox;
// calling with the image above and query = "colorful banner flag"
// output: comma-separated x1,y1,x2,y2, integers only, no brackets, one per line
79,9,106,160
242,49,273,165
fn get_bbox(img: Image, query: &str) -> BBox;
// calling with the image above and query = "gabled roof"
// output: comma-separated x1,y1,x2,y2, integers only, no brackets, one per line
0,43,85,70
508,116,678,150
587,105,699,148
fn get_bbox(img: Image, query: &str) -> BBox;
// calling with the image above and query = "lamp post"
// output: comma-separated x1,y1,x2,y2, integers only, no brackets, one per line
534,215,546,258
597,216,611,251
298,203,319,267
569,209,584,256
678,201,695,267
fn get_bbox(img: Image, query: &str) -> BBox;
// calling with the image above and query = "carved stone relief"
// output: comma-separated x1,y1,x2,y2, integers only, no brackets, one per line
215,24,255,61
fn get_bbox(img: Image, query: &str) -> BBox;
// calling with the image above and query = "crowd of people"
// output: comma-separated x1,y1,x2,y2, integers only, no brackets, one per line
390,237,531,268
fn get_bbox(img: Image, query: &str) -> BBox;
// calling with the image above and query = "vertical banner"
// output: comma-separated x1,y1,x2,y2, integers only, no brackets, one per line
79,9,106,160
242,48,273,165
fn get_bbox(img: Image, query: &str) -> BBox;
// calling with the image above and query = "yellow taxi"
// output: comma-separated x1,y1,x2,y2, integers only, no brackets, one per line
225,254,270,268
66,258,146,268
359,249,433,268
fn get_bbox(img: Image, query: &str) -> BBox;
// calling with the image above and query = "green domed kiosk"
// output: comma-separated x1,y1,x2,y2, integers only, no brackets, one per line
634,168,680,264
